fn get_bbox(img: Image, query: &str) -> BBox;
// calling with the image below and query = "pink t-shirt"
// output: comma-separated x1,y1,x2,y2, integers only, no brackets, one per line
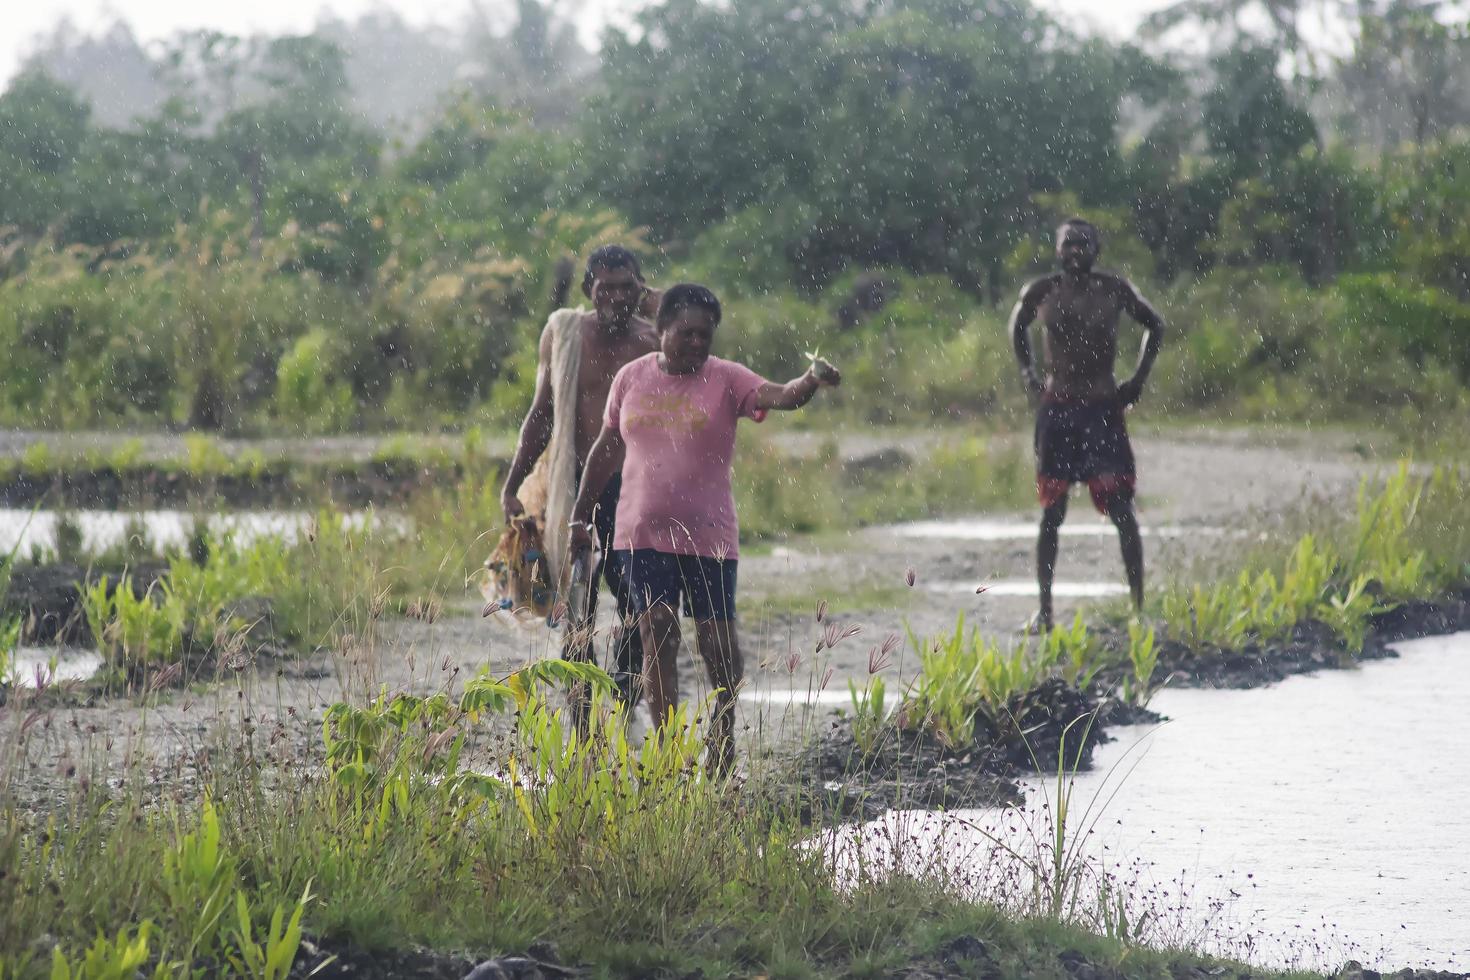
604,353,768,558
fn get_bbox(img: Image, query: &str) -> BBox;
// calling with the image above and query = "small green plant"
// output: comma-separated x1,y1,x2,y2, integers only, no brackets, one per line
1159,583,1248,652
1278,534,1336,622
1118,621,1160,708
53,513,84,565
1234,569,1292,643
81,575,186,669
19,441,52,475
0,616,17,684
901,616,1055,749
1042,613,1100,689
163,799,237,963
956,712,1144,926
46,923,154,980
0,546,18,683
1348,464,1432,597
846,675,888,757
228,885,310,980
118,514,155,563
1319,574,1379,655
181,434,231,477
107,438,146,471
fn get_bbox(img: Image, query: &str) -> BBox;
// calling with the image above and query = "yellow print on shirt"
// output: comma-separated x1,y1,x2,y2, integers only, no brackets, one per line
624,391,711,436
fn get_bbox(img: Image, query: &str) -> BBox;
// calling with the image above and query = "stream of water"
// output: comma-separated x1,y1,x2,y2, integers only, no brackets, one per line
0,508,401,557
822,632,1470,972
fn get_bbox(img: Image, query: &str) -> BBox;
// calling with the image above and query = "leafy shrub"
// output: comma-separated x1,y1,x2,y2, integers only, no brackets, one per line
274,330,355,433
80,575,186,670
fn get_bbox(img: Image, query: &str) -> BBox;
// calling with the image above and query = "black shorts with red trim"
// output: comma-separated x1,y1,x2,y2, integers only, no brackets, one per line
1034,396,1136,513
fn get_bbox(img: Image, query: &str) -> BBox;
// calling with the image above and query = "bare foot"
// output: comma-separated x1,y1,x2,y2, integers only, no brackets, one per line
1021,611,1054,635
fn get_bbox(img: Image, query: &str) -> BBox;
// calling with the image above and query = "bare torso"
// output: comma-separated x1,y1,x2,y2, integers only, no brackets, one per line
572,311,658,461
1035,273,1127,401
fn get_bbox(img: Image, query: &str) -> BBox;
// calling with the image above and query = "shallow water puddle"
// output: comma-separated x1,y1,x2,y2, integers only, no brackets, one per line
822,631,1470,972
8,648,104,687
887,519,1225,541
0,508,402,555
739,687,852,707
926,579,1130,597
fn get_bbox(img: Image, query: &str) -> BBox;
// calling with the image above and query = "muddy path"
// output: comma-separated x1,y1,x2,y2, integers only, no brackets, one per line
0,429,1395,810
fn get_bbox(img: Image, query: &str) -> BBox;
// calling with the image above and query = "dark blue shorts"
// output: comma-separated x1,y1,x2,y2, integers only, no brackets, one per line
623,549,737,621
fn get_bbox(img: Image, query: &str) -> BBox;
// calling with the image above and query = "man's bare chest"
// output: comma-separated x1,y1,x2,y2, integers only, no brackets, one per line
577,342,651,410
1040,288,1120,343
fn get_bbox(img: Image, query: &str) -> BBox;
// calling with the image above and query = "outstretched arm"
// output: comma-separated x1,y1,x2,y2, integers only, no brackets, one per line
500,322,558,519
569,424,626,552
753,362,841,411
1009,279,1051,396
1117,280,1166,406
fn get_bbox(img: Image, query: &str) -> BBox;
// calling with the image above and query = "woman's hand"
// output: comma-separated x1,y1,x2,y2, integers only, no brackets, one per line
809,356,841,387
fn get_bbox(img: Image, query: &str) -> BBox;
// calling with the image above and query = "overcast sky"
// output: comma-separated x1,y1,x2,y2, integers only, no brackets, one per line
1,0,1188,89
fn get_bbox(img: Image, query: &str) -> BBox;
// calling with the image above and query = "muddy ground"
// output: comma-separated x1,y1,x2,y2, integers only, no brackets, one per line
2,428,1400,807
282,934,1470,980
5,427,1467,978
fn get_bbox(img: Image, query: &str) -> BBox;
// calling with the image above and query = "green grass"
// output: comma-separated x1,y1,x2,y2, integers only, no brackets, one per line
1,665,1325,980
27,432,1023,675
1154,463,1470,657
9,459,1467,978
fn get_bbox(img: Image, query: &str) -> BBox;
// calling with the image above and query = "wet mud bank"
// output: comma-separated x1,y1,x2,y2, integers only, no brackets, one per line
1,561,287,698
280,931,1470,979
3,561,168,645
0,458,490,509
777,679,1157,821
780,592,1470,826
1097,591,1470,691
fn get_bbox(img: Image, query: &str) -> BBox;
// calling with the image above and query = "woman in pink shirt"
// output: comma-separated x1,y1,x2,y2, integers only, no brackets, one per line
569,283,840,773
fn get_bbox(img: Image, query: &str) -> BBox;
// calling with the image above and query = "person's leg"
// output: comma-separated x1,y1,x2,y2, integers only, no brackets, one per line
684,556,741,776
1098,485,1144,612
1089,404,1142,613
562,556,597,734
595,476,643,704
1036,481,1069,632
693,618,742,777
638,601,681,729
1033,400,1073,634
626,549,684,729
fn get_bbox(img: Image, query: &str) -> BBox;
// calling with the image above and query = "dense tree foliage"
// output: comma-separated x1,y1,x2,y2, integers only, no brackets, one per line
2,0,1470,434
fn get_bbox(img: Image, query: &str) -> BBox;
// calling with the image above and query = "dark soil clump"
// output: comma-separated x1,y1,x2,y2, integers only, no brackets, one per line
289,939,576,980
780,679,1125,821
4,561,167,645
290,938,476,979
783,591,1469,825
1093,592,1470,692
0,457,500,509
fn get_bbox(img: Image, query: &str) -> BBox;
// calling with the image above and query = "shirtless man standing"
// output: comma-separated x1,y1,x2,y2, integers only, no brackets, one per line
1009,218,1166,631
501,245,659,698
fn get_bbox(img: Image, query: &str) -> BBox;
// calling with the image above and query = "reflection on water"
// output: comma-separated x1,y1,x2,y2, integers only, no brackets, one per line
889,519,1225,541
927,579,1131,597
740,687,852,707
8,648,103,687
0,509,403,556
821,632,1470,971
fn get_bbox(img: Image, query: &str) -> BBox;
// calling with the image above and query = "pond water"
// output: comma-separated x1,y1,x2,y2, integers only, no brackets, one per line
0,508,400,557
925,579,1131,598
887,518,1227,541
819,632,1470,972
8,648,104,687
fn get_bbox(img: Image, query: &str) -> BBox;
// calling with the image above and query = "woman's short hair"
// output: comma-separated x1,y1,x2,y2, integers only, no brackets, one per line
656,283,722,328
